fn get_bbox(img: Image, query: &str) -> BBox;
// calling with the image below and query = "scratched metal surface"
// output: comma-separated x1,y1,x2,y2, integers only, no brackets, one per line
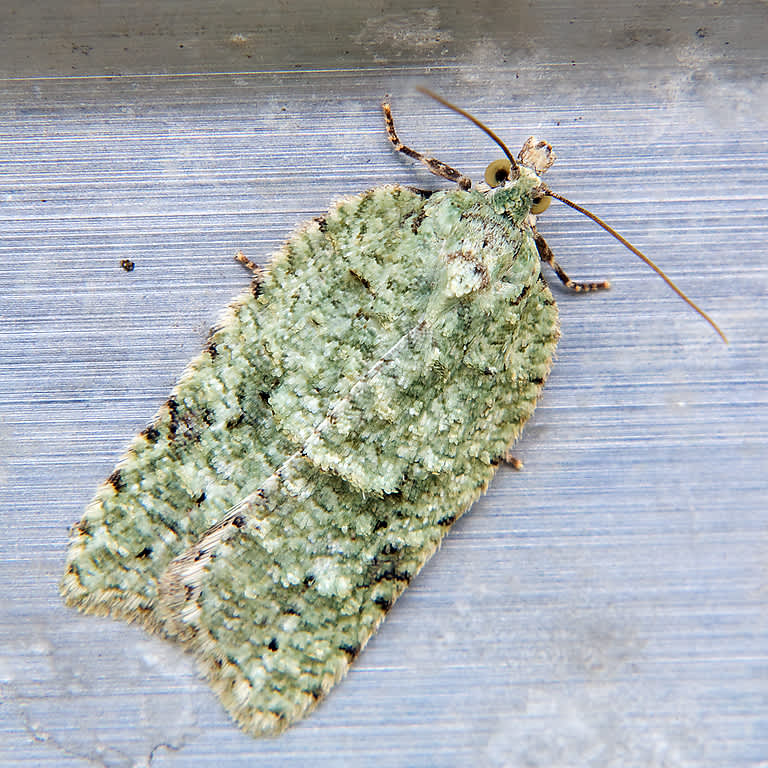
1,3,766,767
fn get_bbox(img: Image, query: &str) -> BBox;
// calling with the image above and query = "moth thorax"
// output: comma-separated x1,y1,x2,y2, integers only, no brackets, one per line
443,249,490,298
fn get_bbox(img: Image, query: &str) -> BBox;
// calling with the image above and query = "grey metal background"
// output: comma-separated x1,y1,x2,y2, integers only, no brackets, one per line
1,2,766,767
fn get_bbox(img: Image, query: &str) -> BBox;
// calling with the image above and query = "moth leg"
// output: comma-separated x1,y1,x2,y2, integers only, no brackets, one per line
534,231,611,293
504,452,524,470
234,250,261,276
382,98,472,191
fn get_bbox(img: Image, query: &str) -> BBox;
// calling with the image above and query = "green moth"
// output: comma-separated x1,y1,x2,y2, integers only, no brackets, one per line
61,90,725,738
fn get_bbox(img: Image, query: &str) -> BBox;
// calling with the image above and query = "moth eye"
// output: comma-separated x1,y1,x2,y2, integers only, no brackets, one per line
484,158,511,187
530,195,552,214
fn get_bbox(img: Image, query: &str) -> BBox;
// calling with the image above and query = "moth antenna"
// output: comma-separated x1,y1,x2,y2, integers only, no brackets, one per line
547,190,728,344
417,87,521,177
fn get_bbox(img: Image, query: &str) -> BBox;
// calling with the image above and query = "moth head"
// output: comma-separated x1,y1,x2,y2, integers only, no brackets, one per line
484,137,557,188
485,161,552,220
483,163,548,224
485,137,556,215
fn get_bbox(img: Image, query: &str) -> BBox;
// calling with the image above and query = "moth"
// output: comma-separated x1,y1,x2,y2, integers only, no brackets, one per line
61,90,725,737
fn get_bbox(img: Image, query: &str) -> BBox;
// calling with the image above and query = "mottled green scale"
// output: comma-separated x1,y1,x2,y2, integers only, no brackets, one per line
61,161,560,736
